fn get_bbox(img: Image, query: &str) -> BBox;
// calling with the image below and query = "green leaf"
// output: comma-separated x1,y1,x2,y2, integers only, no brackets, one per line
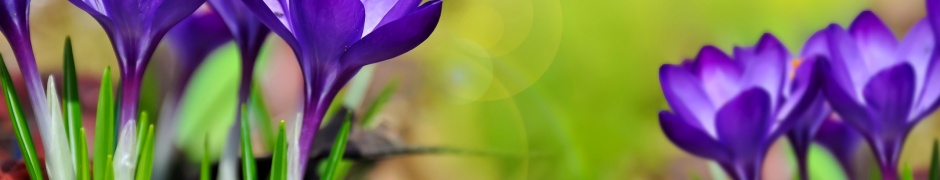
269,121,287,180
201,135,211,180
0,53,43,180
94,67,115,180
104,155,113,180
249,82,275,150
931,139,939,180
323,112,353,180
240,104,257,180
136,111,149,162
903,163,914,180
135,125,155,180
361,81,397,128
63,37,85,177
78,128,90,180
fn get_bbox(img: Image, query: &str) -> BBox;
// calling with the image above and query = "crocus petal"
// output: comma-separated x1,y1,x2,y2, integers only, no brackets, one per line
773,58,824,138
715,88,772,159
692,46,742,107
659,65,716,136
43,76,75,179
291,0,365,63
863,63,915,134
375,0,420,29
659,111,731,162
113,120,139,180
167,10,233,85
361,0,399,35
820,59,875,136
896,19,938,119
814,118,862,177
801,30,831,59
735,33,788,108
849,11,901,72
240,0,299,48
342,0,442,68
825,24,868,101
915,0,940,121
153,0,209,35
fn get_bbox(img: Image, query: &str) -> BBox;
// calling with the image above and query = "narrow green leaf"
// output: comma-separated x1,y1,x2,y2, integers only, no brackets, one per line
323,112,353,180
136,111,149,163
269,121,287,180
78,128,90,180
931,139,939,180
361,82,397,128
94,67,115,180
249,82,275,150
135,125,155,180
104,155,113,180
240,104,257,180
63,37,85,177
903,163,914,180
201,135,210,180
0,53,43,180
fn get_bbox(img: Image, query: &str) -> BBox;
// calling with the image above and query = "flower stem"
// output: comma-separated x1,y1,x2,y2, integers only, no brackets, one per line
868,136,905,180
119,70,142,125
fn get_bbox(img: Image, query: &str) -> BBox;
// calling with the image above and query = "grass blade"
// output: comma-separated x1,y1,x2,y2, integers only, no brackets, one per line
323,112,352,180
240,104,257,180
361,82,397,128
0,54,43,179
269,121,287,180
94,67,115,180
135,125,155,180
104,155,113,180
249,82,275,149
201,135,210,180
931,139,939,180
63,37,85,177
903,163,914,180
78,128,90,180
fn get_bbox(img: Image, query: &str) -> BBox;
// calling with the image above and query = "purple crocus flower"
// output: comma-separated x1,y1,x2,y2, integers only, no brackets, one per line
658,34,821,180
166,8,233,93
814,118,863,179
0,0,51,130
69,0,208,124
240,0,443,171
784,30,833,180
816,8,940,179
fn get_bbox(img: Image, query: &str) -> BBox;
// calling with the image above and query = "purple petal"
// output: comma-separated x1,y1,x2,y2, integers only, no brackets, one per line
734,33,788,108
849,11,901,73
341,0,442,68
897,19,937,119
659,65,716,136
863,63,915,133
801,30,830,61
915,0,940,121
716,88,772,159
362,0,421,35
659,111,731,162
825,24,868,100
692,46,742,107
152,0,209,36
773,58,824,139
167,10,233,86
819,58,875,136
814,118,862,177
290,0,365,63
209,0,272,101
240,0,299,48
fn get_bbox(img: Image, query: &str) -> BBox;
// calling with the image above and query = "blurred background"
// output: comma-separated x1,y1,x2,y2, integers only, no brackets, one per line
2,0,940,179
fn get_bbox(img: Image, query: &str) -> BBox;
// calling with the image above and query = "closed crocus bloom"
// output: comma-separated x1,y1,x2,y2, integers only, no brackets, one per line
69,0,208,124
166,9,233,93
658,34,821,180
817,6,940,179
784,30,832,180
240,0,443,172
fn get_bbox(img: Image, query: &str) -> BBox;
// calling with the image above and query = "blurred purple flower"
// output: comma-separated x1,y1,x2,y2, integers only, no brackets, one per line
817,8,940,179
0,0,51,128
208,0,269,103
240,0,442,171
167,9,233,93
784,30,833,180
814,118,862,179
658,34,821,180
68,0,208,124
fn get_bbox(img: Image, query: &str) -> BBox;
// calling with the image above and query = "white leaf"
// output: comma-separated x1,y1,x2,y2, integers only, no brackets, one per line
42,76,75,179
287,112,302,180
114,120,138,180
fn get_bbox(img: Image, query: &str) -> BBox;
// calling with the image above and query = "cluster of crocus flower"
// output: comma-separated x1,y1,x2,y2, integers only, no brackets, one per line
0,0,443,179
658,0,940,179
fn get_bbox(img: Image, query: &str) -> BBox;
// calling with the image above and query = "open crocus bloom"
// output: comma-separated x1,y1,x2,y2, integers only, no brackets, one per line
817,9,940,179
68,0,208,125
784,29,834,180
658,34,821,180
167,9,233,93
240,0,443,171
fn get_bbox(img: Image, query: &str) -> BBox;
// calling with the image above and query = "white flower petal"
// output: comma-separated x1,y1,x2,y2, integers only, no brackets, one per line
42,76,75,179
